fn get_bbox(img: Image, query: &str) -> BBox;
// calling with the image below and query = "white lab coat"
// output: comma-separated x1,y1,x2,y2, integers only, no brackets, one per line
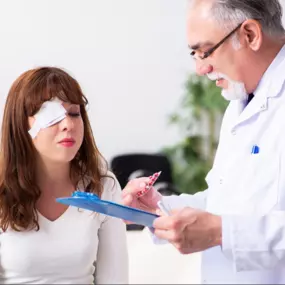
160,45,285,283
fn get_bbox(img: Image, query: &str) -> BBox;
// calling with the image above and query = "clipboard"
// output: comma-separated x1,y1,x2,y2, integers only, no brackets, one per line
56,191,159,228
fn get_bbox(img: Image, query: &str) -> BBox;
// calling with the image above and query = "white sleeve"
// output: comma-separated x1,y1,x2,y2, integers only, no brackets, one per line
161,168,214,211
94,175,129,284
221,212,285,272
162,189,209,211
159,167,215,213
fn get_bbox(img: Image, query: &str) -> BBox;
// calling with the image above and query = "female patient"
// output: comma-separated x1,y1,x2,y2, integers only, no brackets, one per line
0,67,128,284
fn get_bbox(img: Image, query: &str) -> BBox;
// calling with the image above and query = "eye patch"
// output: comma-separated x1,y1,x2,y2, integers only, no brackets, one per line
28,97,67,139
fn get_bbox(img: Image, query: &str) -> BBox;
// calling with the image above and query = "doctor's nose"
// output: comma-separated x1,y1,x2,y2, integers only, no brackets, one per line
196,61,213,76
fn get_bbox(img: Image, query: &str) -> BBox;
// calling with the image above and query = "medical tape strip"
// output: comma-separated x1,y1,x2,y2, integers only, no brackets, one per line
28,98,67,139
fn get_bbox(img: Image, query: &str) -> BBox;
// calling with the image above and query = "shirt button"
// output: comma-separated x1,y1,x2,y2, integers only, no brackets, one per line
231,129,236,135
219,178,223,184
260,104,266,110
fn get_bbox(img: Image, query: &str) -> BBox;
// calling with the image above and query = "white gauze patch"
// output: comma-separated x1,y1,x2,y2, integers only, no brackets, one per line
28,97,67,139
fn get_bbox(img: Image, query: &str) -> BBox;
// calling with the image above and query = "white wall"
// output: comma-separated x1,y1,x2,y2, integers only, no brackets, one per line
1,0,285,162
0,0,193,162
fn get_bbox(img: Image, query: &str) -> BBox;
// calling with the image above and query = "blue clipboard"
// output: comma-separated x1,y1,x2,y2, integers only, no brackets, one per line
56,191,158,228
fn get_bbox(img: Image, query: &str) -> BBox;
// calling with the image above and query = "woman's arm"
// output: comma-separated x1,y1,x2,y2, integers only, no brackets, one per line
94,174,129,284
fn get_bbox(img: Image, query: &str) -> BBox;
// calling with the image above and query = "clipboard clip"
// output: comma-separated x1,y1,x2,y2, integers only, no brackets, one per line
72,191,99,199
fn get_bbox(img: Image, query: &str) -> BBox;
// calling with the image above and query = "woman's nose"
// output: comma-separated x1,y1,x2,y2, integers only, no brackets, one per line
60,116,74,131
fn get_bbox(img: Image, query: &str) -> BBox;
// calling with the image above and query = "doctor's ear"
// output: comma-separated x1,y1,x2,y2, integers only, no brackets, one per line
239,19,263,51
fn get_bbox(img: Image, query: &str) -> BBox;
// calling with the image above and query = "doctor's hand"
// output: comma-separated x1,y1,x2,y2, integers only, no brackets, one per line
153,207,222,254
121,177,162,214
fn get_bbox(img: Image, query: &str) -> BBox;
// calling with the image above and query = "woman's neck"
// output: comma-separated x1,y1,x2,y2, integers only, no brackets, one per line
36,157,74,196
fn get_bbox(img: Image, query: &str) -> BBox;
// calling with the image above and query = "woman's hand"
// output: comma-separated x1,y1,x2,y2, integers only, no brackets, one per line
121,177,162,215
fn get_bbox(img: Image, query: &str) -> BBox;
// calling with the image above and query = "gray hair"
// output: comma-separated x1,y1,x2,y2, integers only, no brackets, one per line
211,0,285,37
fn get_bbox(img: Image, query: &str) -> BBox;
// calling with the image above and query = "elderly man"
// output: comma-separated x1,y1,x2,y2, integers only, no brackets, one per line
122,0,285,283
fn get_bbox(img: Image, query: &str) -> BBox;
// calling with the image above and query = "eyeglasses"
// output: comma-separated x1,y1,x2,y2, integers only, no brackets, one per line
190,22,243,60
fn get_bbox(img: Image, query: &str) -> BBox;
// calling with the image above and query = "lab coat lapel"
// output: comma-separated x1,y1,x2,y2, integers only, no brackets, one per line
232,95,268,128
231,57,285,129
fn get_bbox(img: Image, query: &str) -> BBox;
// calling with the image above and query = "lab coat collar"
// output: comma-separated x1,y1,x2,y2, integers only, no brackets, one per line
232,44,285,128
254,44,285,99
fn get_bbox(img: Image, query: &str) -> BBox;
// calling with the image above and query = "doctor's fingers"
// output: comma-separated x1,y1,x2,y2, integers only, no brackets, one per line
154,227,185,244
153,214,186,231
154,227,202,254
154,207,198,227
171,207,200,225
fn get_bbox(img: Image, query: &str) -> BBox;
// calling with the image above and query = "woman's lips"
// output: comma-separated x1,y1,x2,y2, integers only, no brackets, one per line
58,139,75,147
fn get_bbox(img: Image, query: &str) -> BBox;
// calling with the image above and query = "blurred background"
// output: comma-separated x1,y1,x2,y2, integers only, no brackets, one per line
1,0,285,283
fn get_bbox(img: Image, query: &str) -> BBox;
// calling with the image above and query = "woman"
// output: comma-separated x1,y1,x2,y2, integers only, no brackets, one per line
0,67,128,284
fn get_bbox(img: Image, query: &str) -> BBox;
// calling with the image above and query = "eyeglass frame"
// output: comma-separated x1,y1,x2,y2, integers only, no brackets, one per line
189,22,243,60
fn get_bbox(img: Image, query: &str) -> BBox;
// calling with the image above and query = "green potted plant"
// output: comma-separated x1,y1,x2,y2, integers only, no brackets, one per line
162,74,228,194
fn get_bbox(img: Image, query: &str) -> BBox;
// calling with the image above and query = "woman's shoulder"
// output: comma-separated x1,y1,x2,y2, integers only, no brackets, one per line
100,170,122,202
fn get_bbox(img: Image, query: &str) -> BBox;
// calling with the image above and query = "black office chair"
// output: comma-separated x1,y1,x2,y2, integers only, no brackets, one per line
110,153,174,187
110,153,180,230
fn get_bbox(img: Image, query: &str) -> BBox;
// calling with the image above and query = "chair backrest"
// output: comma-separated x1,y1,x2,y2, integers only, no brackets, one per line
110,153,173,188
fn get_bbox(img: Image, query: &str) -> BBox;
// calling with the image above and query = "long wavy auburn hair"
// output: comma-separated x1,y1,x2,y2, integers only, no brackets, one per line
0,66,109,232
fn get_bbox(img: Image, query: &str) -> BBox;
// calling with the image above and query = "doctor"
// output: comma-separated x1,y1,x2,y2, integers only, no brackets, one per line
122,0,285,283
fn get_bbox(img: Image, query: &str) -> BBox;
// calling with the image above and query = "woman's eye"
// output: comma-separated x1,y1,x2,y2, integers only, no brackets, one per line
68,112,81,117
